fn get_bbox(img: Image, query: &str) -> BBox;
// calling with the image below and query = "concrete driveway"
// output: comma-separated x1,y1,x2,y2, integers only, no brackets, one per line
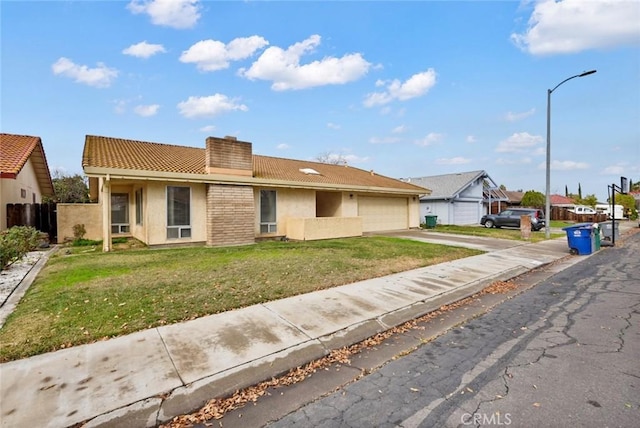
369,229,527,252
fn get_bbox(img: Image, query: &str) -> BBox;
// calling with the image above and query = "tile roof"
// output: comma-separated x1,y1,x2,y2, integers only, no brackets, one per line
0,133,54,195
83,135,428,193
83,135,206,174
550,194,575,205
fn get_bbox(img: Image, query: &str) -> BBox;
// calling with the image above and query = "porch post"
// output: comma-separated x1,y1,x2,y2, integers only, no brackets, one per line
101,176,112,252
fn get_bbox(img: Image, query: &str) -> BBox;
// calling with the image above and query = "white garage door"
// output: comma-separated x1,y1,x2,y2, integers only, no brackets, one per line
358,197,408,232
453,202,479,225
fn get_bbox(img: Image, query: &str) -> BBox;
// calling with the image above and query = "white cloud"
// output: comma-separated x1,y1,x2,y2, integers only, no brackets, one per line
364,68,437,107
511,0,640,55
436,157,471,165
199,125,216,132
495,157,533,165
276,143,290,150
114,99,128,114
538,159,590,170
505,108,535,122
496,132,543,153
392,125,407,134
180,36,269,72
466,135,477,143
414,132,444,147
327,122,341,130
239,35,371,90
127,0,200,29
369,136,401,144
52,57,118,88
600,165,625,175
177,94,248,118
122,41,166,58
134,104,160,117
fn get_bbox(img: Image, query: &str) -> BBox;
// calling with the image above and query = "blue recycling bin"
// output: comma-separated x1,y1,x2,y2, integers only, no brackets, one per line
562,223,594,255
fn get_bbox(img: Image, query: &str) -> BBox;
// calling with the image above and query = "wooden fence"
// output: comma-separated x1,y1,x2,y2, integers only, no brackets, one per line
550,207,608,223
5,203,57,243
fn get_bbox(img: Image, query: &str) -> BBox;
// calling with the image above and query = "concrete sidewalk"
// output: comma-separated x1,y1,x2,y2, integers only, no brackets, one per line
0,225,635,428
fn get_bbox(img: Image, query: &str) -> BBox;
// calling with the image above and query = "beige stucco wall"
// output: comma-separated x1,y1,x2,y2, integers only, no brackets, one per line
286,217,363,241
253,188,419,238
0,158,43,230
143,181,207,246
57,203,103,242
408,196,420,228
342,193,359,217
255,187,316,236
83,180,207,247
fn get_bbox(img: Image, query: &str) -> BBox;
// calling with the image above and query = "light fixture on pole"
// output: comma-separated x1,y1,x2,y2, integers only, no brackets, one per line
545,69,597,239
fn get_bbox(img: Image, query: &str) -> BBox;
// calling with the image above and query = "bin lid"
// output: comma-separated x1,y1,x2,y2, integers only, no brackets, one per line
562,222,594,230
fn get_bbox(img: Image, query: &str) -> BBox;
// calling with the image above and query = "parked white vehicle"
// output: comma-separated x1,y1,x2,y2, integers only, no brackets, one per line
568,205,597,215
595,204,624,219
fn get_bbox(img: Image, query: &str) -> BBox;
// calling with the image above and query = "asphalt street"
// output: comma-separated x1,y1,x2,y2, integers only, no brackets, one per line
260,231,640,428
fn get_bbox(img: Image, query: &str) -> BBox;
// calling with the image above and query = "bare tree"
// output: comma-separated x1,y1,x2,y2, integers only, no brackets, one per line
314,151,348,165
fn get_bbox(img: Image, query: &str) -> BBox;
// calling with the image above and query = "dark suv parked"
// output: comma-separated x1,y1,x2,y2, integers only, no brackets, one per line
480,208,545,231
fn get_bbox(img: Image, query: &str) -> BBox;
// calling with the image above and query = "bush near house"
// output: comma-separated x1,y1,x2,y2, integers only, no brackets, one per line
0,226,40,270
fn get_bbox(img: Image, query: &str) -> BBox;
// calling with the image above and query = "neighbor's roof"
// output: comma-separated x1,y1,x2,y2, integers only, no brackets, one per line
503,190,524,203
404,170,493,199
0,133,55,196
82,135,429,194
550,194,575,205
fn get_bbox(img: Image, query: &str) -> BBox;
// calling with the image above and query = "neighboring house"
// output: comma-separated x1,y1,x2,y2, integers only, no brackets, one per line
0,133,55,231
503,191,524,206
68,135,429,251
402,170,507,225
550,194,575,208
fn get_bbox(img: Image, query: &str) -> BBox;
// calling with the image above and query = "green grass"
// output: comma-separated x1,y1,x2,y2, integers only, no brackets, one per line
0,237,481,362
426,224,565,242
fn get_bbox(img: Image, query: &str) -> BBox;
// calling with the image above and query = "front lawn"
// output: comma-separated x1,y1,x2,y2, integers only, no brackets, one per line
0,236,481,362
427,225,565,242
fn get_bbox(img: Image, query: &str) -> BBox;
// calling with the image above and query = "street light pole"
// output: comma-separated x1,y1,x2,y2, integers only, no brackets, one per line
544,69,597,239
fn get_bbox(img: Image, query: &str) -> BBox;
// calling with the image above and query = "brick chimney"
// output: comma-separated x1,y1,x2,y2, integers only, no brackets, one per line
205,136,253,176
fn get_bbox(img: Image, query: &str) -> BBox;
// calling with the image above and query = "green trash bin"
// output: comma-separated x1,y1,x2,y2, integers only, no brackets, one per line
593,224,601,251
425,215,437,228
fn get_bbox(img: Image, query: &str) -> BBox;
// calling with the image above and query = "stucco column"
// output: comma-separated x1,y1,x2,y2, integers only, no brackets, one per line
101,176,111,252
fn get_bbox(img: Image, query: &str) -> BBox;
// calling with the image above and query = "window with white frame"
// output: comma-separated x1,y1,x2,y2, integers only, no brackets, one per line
260,190,277,233
167,186,191,239
111,193,130,234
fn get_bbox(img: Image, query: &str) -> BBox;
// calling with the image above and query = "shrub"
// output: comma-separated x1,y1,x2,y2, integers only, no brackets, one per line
72,224,87,241
0,226,40,270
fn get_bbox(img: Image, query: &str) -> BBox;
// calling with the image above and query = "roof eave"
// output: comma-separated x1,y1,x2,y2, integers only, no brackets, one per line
83,167,428,195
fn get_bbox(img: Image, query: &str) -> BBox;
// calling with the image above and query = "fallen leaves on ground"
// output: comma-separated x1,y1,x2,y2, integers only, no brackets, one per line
160,277,524,427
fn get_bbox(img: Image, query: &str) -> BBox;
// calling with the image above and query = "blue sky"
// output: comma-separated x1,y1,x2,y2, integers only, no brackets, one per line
2,0,639,202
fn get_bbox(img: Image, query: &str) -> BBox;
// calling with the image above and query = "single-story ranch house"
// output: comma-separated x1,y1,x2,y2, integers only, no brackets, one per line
60,135,429,251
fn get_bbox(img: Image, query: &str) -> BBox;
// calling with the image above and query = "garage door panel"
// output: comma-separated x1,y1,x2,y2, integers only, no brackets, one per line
358,197,408,232
453,202,478,225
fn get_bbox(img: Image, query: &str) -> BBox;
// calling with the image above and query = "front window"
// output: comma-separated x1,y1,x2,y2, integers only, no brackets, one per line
260,190,277,233
111,193,130,234
135,188,143,225
167,186,191,239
